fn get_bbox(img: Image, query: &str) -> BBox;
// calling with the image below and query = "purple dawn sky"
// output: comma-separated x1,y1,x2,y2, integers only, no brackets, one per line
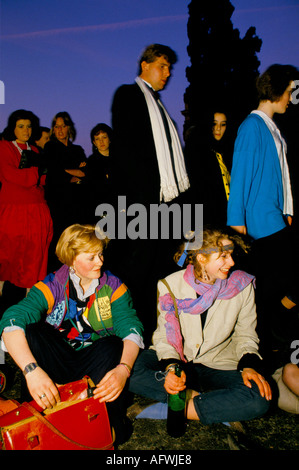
0,0,298,153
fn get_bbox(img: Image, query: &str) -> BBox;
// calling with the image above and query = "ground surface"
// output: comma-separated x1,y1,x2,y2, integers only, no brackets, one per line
117,395,298,452
1,357,298,453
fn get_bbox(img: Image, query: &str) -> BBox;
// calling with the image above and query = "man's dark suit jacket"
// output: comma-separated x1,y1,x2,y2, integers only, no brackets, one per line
111,82,185,345
111,82,162,207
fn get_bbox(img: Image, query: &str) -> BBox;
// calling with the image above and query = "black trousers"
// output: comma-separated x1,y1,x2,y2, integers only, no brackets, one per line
248,226,298,360
25,322,123,384
24,322,131,444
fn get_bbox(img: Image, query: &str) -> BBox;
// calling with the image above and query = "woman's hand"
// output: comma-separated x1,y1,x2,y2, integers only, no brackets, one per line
93,339,139,403
93,366,128,403
241,368,272,401
230,225,247,235
65,169,85,178
69,176,81,183
26,367,60,410
164,369,187,395
2,330,60,410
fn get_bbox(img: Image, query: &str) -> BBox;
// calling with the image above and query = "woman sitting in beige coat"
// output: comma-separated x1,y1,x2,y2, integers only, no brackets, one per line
129,227,272,425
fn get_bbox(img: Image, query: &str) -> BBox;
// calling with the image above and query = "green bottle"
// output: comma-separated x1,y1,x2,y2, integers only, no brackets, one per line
166,364,186,437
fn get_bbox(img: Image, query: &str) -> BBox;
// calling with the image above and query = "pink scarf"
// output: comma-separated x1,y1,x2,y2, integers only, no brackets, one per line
159,266,255,361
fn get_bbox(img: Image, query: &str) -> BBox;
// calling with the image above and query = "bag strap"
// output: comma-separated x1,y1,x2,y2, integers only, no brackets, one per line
160,278,179,320
21,402,114,450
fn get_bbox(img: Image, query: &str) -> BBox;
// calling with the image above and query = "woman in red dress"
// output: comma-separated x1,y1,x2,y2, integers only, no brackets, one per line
0,109,53,297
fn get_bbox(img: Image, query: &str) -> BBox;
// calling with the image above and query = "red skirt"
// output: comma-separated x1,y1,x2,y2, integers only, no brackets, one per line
0,202,53,288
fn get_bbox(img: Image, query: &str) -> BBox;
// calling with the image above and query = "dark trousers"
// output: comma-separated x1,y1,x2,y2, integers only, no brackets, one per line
24,322,130,444
129,350,270,425
248,227,298,361
25,322,123,384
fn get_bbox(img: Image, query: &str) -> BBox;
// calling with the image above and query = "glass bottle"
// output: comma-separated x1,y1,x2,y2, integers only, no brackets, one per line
166,364,186,437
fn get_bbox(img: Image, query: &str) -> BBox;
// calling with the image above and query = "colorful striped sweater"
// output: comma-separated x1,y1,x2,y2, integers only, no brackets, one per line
0,264,144,348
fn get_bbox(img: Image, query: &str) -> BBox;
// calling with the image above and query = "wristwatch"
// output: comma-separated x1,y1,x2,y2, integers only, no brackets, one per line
23,362,38,376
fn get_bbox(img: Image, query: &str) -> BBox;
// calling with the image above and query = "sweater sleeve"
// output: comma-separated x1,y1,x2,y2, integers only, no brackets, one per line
237,353,265,375
0,141,40,188
110,285,144,341
230,283,261,361
227,117,260,227
0,285,49,336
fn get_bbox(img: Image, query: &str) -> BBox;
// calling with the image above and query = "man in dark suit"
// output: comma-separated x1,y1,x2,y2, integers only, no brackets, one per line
111,43,189,206
109,44,190,345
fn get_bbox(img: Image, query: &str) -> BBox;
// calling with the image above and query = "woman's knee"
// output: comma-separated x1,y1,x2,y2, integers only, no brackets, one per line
129,349,167,402
191,381,270,424
282,363,299,382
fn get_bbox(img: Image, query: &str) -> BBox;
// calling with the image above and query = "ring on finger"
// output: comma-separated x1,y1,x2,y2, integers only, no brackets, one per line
39,393,46,399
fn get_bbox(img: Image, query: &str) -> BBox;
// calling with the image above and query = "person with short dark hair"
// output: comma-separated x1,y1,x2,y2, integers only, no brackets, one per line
137,43,178,76
112,43,189,206
84,123,115,222
35,126,50,151
255,64,297,103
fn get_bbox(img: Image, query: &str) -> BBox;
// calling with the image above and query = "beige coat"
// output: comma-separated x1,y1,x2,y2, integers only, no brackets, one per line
151,269,261,370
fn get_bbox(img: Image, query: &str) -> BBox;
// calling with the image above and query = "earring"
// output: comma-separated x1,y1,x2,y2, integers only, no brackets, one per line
69,266,75,274
202,267,208,281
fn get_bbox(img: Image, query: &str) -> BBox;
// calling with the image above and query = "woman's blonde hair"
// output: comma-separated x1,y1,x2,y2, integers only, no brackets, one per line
55,224,109,266
174,227,249,280
50,111,76,142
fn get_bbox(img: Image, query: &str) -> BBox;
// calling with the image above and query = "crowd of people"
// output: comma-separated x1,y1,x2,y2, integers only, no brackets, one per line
0,44,298,447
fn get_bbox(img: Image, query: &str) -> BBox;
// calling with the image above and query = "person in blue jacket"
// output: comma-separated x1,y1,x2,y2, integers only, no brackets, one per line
227,64,299,364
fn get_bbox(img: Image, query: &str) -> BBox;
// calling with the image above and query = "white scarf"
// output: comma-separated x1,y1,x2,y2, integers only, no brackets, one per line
135,76,190,203
252,110,293,216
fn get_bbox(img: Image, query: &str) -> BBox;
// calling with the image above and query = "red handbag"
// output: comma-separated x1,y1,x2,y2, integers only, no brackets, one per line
0,377,114,450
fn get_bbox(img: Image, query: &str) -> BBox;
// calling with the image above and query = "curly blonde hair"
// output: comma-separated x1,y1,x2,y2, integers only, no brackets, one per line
174,227,249,281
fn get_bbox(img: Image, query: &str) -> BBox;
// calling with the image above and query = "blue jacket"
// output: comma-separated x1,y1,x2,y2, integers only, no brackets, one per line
227,113,286,240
